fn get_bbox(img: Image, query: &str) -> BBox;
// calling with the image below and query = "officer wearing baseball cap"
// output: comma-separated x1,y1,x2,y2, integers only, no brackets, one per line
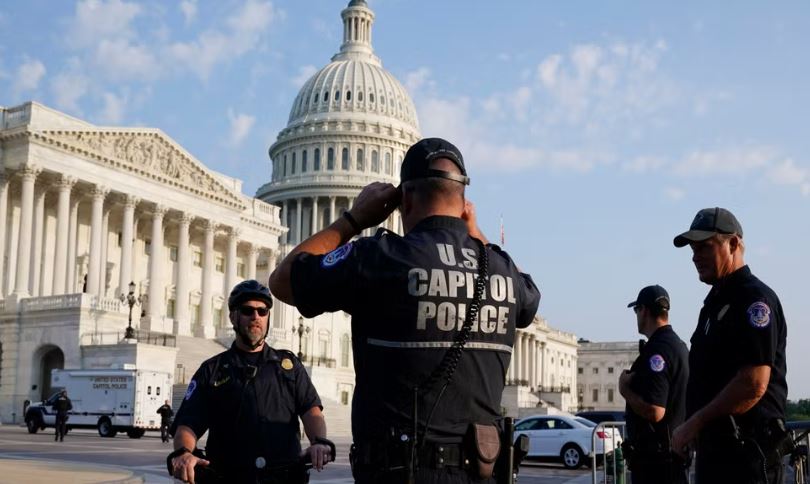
168,280,334,483
619,285,689,484
670,208,790,484
270,137,541,483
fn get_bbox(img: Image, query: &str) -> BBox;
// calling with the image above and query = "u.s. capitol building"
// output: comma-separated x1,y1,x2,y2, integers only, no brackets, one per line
0,0,578,429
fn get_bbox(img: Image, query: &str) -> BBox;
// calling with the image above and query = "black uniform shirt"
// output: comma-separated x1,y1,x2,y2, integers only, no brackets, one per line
686,265,788,430
171,343,322,470
291,216,541,442
625,325,689,446
157,404,174,423
54,396,72,415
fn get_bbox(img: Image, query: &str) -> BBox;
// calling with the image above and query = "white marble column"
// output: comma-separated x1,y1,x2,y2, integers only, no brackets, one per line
329,196,336,224
247,245,259,281
174,213,193,336
513,332,522,382
147,204,167,318
199,220,216,338
311,197,319,234
539,342,546,389
86,185,109,295
295,198,303,244
52,176,76,295
66,198,80,293
31,187,46,296
0,173,9,296
98,207,110,297
528,337,536,388
267,249,277,274
522,333,530,385
281,200,289,244
117,195,139,298
225,227,239,292
14,167,40,296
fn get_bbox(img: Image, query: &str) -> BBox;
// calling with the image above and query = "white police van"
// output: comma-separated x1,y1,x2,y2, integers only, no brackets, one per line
24,368,172,438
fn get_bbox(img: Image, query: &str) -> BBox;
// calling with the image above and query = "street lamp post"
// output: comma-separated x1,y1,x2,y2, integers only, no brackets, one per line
120,281,142,340
292,316,310,360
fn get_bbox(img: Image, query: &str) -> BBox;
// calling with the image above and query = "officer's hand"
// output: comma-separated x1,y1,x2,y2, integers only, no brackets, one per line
671,420,698,459
461,200,486,242
303,443,333,471
172,452,209,483
348,182,399,229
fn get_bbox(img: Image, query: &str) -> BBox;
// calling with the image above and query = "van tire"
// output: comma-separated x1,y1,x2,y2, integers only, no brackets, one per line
25,414,42,434
97,417,117,438
126,428,145,439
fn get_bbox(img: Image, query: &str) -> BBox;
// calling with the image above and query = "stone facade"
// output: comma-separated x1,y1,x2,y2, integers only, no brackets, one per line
576,340,639,411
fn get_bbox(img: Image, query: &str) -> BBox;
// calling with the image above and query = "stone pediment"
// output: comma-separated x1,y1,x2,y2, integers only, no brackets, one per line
32,129,246,210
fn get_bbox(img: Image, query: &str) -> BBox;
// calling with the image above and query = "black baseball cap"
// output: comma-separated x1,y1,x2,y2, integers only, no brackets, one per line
673,207,743,248
400,138,470,185
628,285,671,310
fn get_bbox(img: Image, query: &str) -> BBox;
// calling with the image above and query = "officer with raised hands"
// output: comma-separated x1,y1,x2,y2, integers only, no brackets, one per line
270,137,541,483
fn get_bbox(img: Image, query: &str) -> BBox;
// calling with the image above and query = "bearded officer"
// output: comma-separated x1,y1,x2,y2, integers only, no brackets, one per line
671,208,790,484
270,137,541,483
168,280,332,483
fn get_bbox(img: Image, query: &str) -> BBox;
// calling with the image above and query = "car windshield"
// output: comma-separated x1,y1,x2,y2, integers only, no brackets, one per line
575,417,596,427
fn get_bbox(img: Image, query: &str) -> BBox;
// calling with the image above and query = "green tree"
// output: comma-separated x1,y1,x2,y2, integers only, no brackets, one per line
786,399,810,421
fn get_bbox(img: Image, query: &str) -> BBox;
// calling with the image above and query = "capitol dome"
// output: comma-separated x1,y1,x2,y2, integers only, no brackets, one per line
257,0,421,245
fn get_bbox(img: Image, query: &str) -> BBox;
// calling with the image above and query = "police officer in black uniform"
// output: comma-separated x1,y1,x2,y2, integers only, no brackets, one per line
54,389,72,442
619,285,688,484
270,137,541,484
168,280,333,484
157,399,174,443
671,208,790,484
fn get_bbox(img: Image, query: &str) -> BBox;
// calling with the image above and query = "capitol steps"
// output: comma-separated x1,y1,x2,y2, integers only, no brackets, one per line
319,395,353,438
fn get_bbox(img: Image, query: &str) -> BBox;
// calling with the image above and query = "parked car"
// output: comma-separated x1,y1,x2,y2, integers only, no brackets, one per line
575,410,626,425
515,414,622,469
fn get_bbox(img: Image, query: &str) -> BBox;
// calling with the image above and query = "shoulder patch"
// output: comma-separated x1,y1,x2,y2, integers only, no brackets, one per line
649,354,666,373
747,302,771,328
321,242,353,268
184,380,197,400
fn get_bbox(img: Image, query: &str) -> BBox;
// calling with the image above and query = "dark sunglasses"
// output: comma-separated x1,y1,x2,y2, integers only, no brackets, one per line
238,306,270,317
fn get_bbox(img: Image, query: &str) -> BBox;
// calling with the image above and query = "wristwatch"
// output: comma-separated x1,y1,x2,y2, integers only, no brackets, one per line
166,446,192,476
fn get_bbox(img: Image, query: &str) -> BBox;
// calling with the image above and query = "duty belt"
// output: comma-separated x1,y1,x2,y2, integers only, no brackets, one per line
352,440,469,470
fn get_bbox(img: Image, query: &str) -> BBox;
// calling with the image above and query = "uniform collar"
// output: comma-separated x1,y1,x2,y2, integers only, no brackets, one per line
706,265,752,302
410,215,467,233
228,342,279,363
648,324,673,342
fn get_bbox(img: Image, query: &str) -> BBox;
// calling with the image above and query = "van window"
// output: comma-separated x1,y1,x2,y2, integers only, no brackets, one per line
147,386,152,395
156,387,161,395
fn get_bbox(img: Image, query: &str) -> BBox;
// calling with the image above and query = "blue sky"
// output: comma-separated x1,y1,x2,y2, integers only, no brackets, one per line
1,0,808,397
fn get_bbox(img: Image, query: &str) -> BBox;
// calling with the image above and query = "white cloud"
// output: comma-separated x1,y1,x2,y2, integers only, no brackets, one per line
180,0,198,25
14,59,46,93
95,39,159,81
767,158,810,196
99,91,128,123
405,67,433,94
169,0,277,80
664,187,686,201
291,65,317,88
673,145,774,176
67,0,142,49
537,54,562,89
50,71,89,112
227,109,256,146
623,155,667,173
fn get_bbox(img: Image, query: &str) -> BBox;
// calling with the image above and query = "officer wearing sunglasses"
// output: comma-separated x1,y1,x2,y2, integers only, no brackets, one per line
168,280,333,483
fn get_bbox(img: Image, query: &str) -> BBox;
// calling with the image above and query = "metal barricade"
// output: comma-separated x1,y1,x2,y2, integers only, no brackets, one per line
591,421,626,484
787,420,810,484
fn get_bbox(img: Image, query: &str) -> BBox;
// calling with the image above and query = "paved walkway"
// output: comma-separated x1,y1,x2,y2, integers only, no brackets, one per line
0,457,146,483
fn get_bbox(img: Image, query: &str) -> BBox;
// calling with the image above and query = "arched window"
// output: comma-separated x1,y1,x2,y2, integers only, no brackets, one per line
302,150,308,172
283,154,288,176
327,148,335,170
335,90,340,102
323,91,329,102
314,148,321,171
356,149,364,171
384,152,392,174
291,152,297,174
340,334,350,367
371,151,379,172
342,148,349,170
370,92,375,103
358,91,364,102
346,90,352,102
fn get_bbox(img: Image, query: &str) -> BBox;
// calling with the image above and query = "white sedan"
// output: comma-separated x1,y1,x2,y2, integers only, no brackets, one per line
515,414,622,469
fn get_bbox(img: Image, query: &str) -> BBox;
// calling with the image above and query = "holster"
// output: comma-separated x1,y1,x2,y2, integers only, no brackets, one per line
467,423,501,479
